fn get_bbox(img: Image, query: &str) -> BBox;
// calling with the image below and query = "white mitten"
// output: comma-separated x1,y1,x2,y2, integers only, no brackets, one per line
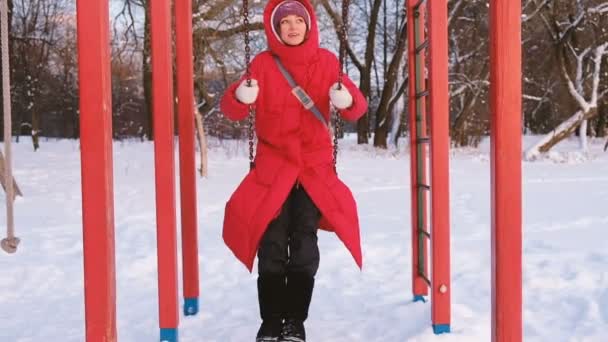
235,79,259,104
329,83,353,109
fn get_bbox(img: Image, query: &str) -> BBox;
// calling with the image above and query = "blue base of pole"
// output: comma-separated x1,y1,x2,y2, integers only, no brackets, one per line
184,297,199,316
413,295,427,303
160,328,178,342
433,324,450,334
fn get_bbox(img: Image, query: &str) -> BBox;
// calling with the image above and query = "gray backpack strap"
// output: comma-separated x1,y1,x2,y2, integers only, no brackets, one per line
272,55,328,127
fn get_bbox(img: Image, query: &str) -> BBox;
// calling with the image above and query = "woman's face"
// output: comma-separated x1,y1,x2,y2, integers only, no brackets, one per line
279,14,307,46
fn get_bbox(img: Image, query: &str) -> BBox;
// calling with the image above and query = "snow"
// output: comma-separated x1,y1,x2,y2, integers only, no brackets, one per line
1,135,607,341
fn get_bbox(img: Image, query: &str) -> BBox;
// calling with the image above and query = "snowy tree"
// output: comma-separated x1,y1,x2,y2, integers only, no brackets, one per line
525,0,608,159
320,0,409,147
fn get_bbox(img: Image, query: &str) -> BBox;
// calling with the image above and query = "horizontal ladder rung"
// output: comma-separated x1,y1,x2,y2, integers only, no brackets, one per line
415,40,429,54
416,90,429,99
418,272,431,286
418,183,431,190
413,0,427,12
418,229,431,238
417,137,430,144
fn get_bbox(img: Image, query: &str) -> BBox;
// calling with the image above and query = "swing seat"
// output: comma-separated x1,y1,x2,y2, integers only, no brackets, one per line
1,236,19,254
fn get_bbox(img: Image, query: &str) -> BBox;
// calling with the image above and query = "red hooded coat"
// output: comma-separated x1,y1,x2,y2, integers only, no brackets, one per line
220,0,367,271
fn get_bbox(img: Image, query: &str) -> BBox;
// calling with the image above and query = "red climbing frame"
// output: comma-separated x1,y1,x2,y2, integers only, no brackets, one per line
427,0,451,333
76,0,117,341
407,0,451,333
407,0,429,302
408,0,521,339
176,0,200,316
78,0,200,341
150,0,179,338
489,1,522,341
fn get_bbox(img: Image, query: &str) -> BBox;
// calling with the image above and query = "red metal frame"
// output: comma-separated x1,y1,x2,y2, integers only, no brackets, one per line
175,0,200,313
407,0,429,300
489,1,523,341
428,0,451,331
76,0,521,339
76,0,117,340
150,0,179,333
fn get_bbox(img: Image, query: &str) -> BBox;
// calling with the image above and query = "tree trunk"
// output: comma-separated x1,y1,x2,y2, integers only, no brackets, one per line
451,92,478,147
525,107,598,159
373,21,407,148
597,100,606,138
357,0,383,145
356,54,371,144
579,119,588,151
143,1,153,140
31,104,39,151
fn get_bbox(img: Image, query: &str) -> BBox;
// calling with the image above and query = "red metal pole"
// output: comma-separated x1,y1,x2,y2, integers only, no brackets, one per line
428,0,451,334
150,0,179,340
175,0,200,316
489,1,522,341
407,0,429,301
76,0,117,341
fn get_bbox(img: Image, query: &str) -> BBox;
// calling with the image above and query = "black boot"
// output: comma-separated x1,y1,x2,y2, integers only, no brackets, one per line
280,272,314,342
280,319,306,342
256,274,286,342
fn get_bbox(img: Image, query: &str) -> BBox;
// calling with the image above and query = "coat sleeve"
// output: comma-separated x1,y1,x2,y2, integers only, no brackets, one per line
325,51,368,122
220,54,264,122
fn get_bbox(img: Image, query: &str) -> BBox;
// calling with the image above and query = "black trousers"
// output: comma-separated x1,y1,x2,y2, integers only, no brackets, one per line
257,185,321,277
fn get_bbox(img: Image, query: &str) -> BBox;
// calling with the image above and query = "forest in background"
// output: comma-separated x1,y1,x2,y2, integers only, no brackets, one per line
0,0,606,154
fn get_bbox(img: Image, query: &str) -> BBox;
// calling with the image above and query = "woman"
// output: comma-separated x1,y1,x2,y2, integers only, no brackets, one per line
220,0,367,340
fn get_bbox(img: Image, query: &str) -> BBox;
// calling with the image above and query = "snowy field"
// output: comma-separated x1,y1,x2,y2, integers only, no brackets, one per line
1,135,607,341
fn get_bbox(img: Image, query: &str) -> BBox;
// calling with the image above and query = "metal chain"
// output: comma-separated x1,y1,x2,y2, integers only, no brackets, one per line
338,0,349,88
332,114,341,170
333,0,350,173
248,107,255,169
243,0,255,169
243,0,251,83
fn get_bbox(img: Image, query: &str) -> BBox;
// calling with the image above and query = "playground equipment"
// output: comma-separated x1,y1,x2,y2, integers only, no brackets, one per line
406,0,451,334
407,0,522,340
76,0,199,341
75,0,521,341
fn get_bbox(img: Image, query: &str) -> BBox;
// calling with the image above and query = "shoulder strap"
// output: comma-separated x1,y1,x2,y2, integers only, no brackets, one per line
272,55,328,127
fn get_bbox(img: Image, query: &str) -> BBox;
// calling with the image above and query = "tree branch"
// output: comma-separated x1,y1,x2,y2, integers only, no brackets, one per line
195,22,265,41
318,0,364,72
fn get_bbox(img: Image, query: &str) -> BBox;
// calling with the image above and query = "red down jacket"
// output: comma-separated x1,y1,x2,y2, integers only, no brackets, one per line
220,0,367,271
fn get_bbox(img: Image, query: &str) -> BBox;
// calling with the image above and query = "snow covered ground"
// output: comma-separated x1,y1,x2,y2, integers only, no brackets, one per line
1,135,607,341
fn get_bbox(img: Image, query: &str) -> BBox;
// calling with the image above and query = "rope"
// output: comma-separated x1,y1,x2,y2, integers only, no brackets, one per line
1,0,19,254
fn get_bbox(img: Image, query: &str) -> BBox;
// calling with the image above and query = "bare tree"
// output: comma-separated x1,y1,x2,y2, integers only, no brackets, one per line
525,0,608,158
10,0,69,149
112,0,266,140
320,0,409,147
447,0,490,147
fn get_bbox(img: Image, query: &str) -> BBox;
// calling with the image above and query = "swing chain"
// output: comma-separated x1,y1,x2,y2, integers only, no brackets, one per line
333,0,349,173
243,0,252,83
332,113,342,169
243,0,255,169
338,0,350,88
248,108,255,169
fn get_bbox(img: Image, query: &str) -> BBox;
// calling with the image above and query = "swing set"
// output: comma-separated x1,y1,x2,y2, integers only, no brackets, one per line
1,0,522,341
